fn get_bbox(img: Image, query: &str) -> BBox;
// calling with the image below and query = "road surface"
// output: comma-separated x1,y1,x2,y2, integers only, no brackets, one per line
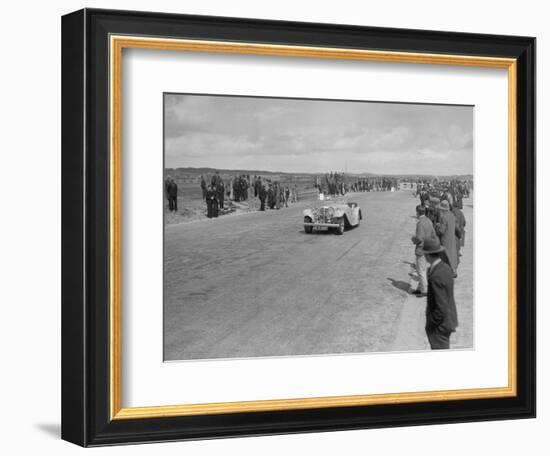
164,189,473,360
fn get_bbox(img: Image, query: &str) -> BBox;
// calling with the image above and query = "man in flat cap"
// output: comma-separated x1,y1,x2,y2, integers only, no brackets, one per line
420,237,459,350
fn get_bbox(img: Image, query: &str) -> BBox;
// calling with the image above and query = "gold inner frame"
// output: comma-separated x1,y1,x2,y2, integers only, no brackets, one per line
109,35,517,420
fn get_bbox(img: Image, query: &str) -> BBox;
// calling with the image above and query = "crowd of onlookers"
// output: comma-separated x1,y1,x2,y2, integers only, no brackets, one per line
198,172,300,218
314,172,400,196
167,170,401,218
165,171,413,219
410,179,472,349
165,172,471,231
412,179,472,278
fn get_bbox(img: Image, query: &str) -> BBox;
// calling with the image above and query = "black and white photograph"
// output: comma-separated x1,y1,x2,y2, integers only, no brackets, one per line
163,93,474,361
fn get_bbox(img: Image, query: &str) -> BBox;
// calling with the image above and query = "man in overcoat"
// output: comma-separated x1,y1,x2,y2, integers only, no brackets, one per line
274,182,281,209
267,183,275,209
205,185,218,218
258,182,267,211
420,237,459,349
452,201,466,260
411,205,436,296
435,200,458,277
217,179,225,210
166,178,178,212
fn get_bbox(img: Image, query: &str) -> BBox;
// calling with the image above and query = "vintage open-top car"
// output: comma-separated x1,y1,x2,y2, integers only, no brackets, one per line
303,202,362,235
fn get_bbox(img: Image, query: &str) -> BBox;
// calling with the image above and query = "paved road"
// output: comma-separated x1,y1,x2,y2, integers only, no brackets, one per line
164,190,473,360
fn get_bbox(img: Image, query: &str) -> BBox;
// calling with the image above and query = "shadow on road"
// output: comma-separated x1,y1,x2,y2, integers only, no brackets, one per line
387,278,411,293
302,229,335,235
401,260,416,268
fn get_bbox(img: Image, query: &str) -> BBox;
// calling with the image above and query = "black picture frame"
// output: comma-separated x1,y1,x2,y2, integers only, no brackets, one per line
62,8,536,447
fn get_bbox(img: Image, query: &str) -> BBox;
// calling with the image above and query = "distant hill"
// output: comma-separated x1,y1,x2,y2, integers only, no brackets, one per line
386,174,473,180
165,167,472,180
167,166,303,176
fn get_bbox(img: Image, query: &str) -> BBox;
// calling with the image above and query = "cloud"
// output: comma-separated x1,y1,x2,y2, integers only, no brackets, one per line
164,94,473,175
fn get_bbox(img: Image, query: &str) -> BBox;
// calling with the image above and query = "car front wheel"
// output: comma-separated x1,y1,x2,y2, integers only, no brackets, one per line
335,217,345,235
304,217,313,234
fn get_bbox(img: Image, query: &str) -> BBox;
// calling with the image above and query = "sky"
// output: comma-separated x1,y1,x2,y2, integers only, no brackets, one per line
164,93,473,176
